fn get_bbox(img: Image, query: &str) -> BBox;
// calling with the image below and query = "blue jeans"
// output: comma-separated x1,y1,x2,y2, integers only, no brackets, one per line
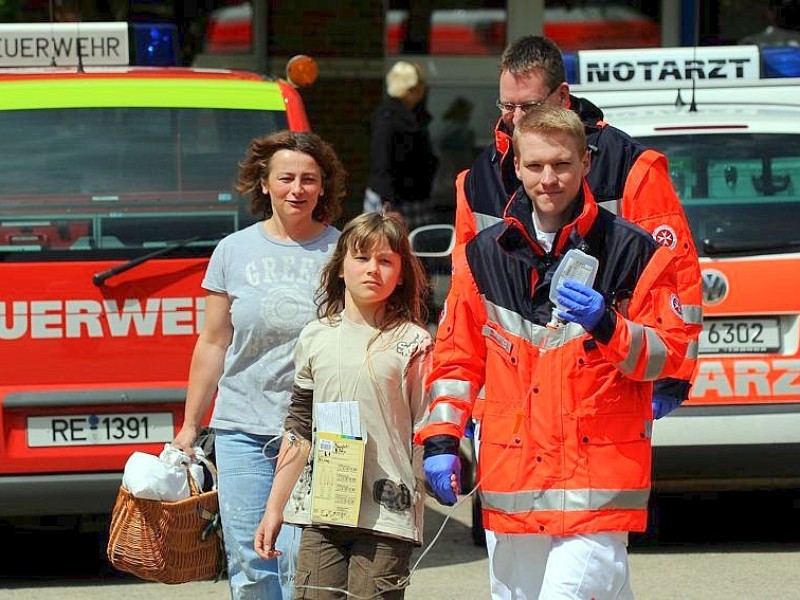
215,429,301,600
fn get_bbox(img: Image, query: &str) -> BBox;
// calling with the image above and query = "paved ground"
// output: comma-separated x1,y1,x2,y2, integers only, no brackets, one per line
2,491,800,599
0,496,487,599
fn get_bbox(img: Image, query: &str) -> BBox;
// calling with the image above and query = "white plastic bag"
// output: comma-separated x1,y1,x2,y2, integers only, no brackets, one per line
159,444,206,494
121,444,206,501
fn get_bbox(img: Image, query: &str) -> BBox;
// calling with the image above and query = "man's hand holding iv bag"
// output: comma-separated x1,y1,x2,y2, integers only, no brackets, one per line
556,280,605,332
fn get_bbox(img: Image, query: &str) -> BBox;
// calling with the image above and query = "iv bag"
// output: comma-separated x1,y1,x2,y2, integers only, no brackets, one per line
548,249,599,328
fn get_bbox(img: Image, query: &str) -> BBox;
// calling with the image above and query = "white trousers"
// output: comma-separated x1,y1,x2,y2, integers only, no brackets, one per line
486,530,635,600
473,420,635,600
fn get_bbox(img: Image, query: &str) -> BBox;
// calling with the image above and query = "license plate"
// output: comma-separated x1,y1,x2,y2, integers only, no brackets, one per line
699,318,781,354
27,412,174,448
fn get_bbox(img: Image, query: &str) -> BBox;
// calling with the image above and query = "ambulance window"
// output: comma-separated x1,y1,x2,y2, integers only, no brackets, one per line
98,213,237,248
646,133,800,256
0,106,285,260
0,106,284,196
706,158,794,200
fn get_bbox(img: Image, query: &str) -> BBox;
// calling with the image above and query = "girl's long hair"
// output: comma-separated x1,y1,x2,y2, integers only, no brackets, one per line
316,212,429,330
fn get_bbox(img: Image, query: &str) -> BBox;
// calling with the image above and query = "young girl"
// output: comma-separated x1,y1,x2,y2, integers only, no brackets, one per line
254,211,432,599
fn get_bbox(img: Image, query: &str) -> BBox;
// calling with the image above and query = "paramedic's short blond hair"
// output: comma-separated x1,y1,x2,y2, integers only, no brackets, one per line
386,61,423,98
512,104,586,157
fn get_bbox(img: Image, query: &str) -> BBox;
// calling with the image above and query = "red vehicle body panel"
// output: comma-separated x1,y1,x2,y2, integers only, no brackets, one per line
0,66,310,517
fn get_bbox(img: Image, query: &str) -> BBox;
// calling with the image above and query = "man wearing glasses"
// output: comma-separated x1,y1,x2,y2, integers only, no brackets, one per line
444,35,702,598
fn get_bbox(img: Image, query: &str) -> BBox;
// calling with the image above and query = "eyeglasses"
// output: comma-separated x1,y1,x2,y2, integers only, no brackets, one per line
496,88,558,114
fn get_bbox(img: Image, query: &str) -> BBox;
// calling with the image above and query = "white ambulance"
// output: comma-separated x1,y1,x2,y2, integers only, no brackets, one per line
568,45,800,494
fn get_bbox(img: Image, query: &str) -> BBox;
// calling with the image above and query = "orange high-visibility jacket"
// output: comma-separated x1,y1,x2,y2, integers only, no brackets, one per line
453,97,701,401
418,184,690,535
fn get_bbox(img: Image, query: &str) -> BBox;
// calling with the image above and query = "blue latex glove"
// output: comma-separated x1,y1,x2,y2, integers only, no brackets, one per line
556,280,605,331
464,419,475,439
652,394,681,419
423,454,461,506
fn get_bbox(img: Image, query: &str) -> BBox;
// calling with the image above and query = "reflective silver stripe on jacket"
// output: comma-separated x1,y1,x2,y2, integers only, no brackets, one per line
429,379,473,404
682,304,703,326
618,321,645,376
643,327,668,381
424,402,467,428
483,297,584,349
480,487,650,513
617,321,669,381
686,340,698,360
475,212,503,233
423,379,472,428
597,199,621,215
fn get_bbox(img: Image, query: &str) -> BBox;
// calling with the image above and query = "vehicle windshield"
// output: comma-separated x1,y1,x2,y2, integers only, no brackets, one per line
0,107,287,261
645,133,800,257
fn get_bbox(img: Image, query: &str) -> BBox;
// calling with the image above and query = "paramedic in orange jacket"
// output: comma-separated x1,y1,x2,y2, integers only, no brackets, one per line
417,105,689,599
455,36,701,419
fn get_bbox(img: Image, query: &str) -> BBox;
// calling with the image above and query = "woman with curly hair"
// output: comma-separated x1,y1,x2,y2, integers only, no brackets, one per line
172,130,346,599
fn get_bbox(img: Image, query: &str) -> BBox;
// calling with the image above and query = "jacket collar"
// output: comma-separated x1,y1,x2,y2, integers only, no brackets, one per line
496,181,599,258
569,94,604,128
492,118,513,162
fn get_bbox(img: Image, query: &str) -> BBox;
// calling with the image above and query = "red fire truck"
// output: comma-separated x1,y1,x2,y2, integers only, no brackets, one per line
0,22,313,522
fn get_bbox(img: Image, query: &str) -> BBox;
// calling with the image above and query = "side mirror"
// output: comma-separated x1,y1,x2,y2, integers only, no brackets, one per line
409,224,455,257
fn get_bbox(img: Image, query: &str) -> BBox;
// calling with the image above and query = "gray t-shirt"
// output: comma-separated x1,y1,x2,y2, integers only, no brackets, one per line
202,221,339,435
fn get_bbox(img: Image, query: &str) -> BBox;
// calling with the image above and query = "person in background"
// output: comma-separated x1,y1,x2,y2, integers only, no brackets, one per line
254,211,432,600
172,130,346,599
364,60,438,230
419,104,689,599
431,96,476,211
740,0,800,47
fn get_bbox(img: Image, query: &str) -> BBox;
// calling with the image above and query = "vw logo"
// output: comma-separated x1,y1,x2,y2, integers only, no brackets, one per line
702,269,729,305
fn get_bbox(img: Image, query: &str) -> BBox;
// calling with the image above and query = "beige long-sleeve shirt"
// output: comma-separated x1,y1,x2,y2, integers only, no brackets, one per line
283,314,432,544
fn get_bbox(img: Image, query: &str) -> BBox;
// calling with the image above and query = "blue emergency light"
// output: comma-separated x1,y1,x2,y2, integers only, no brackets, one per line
760,46,800,78
563,52,578,86
131,23,179,66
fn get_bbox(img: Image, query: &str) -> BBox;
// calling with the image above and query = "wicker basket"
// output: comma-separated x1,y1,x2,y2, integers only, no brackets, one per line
107,463,224,584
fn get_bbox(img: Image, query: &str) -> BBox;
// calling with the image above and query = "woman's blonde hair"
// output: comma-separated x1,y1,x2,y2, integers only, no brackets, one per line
386,61,423,99
316,212,429,330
